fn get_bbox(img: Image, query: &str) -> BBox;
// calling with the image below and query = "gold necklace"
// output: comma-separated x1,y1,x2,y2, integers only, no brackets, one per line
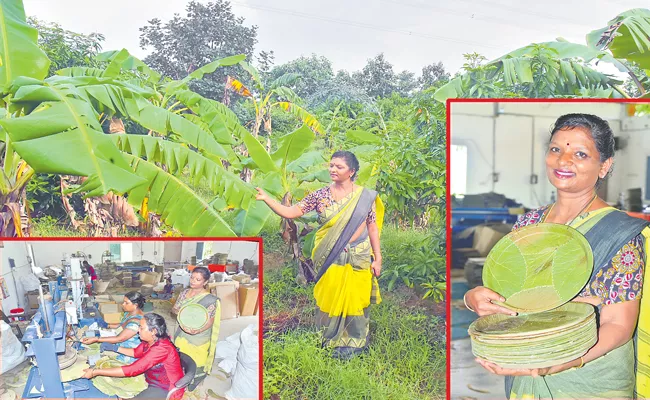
543,193,598,225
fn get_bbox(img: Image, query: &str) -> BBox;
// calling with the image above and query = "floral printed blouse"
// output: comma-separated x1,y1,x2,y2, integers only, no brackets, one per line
513,206,644,305
297,186,377,225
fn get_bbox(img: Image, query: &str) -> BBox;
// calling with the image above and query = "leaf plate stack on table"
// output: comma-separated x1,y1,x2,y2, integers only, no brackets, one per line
468,223,597,369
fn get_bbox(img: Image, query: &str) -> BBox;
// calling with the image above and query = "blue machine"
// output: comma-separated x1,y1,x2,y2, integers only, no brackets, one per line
21,305,113,398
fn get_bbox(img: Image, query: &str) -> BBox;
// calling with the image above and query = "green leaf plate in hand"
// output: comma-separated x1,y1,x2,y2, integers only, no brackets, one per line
178,303,208,331
482,223,593,313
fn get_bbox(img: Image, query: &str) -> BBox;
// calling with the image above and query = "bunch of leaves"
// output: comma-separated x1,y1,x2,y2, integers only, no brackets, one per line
435,9,650,102
28,17,104,76
93,357,148,398
380,226,446,301
25,174,67,217
263,295,445,399
335,94,445,228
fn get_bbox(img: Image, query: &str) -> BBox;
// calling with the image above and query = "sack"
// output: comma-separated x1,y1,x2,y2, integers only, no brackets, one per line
1,321,26,374
225,324,258,399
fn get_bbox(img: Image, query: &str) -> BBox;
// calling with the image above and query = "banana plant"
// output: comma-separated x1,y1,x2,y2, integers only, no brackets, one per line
434,8,650,101
0,0,52,236
225,62,323,162
0,0,326,237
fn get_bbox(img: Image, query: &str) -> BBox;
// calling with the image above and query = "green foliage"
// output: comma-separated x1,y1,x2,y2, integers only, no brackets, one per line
26,174,66,217
28,17,104,77
31,215,84,237
266,54,334,99
354,53,398,98
139,0,258,99
379,223,445,300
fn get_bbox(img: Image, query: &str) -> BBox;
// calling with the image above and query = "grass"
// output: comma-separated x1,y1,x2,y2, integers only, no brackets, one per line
263,264,446,400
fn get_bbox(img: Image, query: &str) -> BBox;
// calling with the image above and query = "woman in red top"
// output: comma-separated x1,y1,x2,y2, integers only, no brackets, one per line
82,261,97,281
82,313,184,399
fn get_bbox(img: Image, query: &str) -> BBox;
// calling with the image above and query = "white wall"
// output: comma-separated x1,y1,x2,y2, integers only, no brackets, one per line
0,240,259,313
1,242,31,311
450,102,645,208
179,241,260,265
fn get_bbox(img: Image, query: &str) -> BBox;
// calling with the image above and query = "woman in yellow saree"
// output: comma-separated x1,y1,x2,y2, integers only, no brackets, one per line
257,150,384,359
171,266,221,390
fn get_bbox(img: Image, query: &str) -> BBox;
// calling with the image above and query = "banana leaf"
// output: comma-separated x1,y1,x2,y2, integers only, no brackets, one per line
587,9,650,70
112,134,255,210
0,96,146,197
123,154,236,236
0,0,50,87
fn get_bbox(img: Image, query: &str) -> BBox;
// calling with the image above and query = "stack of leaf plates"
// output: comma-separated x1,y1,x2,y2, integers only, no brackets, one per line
469,302,596,368
468,223,597,369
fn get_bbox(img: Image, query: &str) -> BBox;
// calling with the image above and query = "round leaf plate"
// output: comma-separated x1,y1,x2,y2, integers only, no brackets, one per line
482,223,593,313
178,303,208,331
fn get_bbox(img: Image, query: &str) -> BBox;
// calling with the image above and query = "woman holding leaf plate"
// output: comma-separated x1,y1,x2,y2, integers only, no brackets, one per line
171,266,220,390
256,150,384,360
464,113,650,399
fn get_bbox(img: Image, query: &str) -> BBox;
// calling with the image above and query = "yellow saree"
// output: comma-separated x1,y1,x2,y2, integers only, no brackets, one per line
310,187,384,357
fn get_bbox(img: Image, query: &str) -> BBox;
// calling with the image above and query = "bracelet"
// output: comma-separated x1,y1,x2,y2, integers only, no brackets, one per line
463,293,475,312
577,356,585,369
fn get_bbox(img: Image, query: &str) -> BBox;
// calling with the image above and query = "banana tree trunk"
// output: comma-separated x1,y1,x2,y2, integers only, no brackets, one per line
280,192,316,283
0,187,30,237
60,176,84,232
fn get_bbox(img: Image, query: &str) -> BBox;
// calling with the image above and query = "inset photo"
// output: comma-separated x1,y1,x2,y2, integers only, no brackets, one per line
0,239,260,400
449,100,650,399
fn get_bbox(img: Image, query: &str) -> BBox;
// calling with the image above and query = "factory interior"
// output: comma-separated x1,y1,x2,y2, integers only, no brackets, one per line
449,101,650,399
0,240,260,400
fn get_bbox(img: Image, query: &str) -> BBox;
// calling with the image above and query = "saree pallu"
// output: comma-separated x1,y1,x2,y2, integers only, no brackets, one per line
312,187,384,351
509,207,650,399
173,291,221,383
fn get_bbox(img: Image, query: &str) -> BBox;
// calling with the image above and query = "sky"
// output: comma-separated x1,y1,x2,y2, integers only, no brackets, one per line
23,0,650,78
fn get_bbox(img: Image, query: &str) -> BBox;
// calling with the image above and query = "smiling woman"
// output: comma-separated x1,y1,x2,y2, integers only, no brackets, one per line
464,113,650,399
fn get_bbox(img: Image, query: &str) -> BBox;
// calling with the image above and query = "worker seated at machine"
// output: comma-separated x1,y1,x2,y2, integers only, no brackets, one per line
81,291,145,364
82,313,185,399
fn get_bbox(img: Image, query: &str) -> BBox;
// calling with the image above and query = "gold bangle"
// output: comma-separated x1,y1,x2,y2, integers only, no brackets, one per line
463,293,475,312
577,356,585,369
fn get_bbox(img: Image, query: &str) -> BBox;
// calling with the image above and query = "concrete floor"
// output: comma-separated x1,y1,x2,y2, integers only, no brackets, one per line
450,270,504,400
0,294,258,400
203,315,258,399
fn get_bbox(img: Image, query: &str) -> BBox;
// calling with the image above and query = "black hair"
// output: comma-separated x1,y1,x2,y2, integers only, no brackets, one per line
192,266,211,283
124,291,146,310
143,313,169,340
331,150,360,181
82,261,90,266
550,113,615,184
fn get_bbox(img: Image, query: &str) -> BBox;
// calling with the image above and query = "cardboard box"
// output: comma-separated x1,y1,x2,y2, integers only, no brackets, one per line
141,272,161,286
232,274,251,284
472,224,511,256
95,294,113,303
98,302,122,324
210,281,239,320
27,293,40,309
238,283,258,317
99,302,120,313
225,264,238,274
